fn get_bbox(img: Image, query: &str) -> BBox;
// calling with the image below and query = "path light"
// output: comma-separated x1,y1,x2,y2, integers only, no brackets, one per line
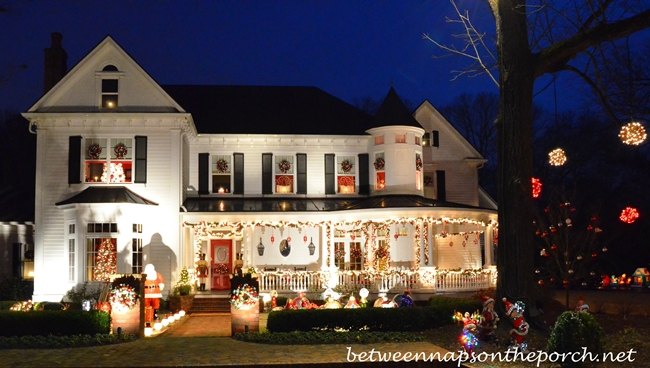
144,323,153,337
154,320,162,331
179,309,185,317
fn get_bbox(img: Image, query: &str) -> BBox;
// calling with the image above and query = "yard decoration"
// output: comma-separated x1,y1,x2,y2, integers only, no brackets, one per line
619,206,640,223
144,264,165,321
113,143,127,159
230,283,258,310
478,294,499,343
548,148,567,166
453,310,480,357
110,284,138,313
502,298,528,352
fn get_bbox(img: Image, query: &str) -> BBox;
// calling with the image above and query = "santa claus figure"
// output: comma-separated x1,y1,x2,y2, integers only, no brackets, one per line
503,297,529,351
478,294,499,342
144,264,165,322
575,295,590,312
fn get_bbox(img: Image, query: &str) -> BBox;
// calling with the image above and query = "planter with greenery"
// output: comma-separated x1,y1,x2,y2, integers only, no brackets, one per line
168,269,195,313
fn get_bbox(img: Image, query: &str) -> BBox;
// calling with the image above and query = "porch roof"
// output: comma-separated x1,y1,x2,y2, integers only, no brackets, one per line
55,186,159,206
182,195,487,212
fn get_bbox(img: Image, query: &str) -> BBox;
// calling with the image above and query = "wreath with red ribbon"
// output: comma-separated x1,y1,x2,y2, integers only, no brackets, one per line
374,157,385,170
114,143,127,159
279,160,291,173
350,247,363,259
216,159,228,173
335,248,346,261
416,158,423,171
215,263,229,275
375,246,388,260
88,144,102,159
341,160,353,173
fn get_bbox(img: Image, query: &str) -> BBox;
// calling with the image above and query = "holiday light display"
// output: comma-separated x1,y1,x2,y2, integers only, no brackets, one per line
619,207,640,224
532,177,542,198
100,163,126,183
94,238,117,281
619,122,647,145
548,148,567,166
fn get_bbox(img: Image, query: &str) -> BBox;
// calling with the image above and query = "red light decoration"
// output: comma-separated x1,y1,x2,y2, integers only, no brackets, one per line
620,207,640,224
532,177,542,198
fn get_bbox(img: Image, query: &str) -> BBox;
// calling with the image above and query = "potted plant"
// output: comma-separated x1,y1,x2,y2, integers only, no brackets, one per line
168,268,195,313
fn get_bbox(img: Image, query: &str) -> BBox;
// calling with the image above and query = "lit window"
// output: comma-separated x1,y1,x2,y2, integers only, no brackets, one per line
334,242,345,268
86,223,117,282
374,152,385,190
101,65,119,109
212,155,231,193
67,223,76,282
374,135,384,145
422,133,430,146
395,134,406,143
349,242,362,271
275,155,294,193
337,156,355,194
84,138,133,183
415,136,420,145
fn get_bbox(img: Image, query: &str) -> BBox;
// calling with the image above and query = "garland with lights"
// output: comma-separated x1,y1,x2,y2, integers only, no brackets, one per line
109,284,139,313
230,283,259,310
416,158,423,171
374,157,385,170
114,143,127,159
88,144,102,159
216,159,228,173
341,160,353,173
279,160,291,173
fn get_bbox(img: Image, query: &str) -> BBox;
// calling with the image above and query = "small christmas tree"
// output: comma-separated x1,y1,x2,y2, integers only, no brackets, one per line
94,238,117,281
173,268,194,296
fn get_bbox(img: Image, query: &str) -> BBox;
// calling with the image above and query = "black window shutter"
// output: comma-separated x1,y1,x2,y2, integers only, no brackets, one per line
68,136,81,184
358,153,369,195
233,153,244,195
296,153,307,194
262,153,272,194
324,154,335,195
432,130,440,148
198,153,209,195
134,136,148,183
436,170,446,202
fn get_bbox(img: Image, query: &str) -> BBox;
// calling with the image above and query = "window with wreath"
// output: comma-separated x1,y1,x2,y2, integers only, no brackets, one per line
349,242,362,270
275,155,294,193
337,156,355,194
212,155,231,193
374,152,385,190
415,152,423,190
85,138,133,183
86,223,118,282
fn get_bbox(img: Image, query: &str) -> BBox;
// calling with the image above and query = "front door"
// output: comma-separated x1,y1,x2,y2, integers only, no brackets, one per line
211,239,232,290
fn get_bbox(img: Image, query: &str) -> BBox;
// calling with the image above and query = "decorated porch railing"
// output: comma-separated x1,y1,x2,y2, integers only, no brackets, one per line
257,268,496,293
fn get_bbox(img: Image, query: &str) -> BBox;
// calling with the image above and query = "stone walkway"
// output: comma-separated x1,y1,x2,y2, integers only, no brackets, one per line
0,314,459,368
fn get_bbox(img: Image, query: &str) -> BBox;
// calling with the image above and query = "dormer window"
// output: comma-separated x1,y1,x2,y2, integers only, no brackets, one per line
374,135,384,145
99,65,120,109
395,134,406,143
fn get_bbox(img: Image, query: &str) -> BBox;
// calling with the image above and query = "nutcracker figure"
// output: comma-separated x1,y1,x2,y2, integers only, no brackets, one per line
197,253,209,291
478,294,499,342
503,297,529,352
144,264,165,322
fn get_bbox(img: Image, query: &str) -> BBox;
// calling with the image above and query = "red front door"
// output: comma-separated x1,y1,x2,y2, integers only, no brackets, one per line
211,239,232,290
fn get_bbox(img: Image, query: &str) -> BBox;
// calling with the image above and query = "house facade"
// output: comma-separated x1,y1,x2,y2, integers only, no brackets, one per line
22,35,497,302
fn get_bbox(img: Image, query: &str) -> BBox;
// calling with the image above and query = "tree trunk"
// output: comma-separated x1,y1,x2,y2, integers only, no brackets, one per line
491,0,537,312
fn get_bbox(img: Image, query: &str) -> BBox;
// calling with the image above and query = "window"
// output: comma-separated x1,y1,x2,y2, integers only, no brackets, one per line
101,65,119,109
337,156,355,194
85,138,133,183
374,135,384,145
415,153,422,190
132,224,143,274
67,223,76,282
275,155,294,193
334,242,345,269
86,223,117,282
423,131,439,147
395,134,406,143
415,136,420,145
422,133,430,146
212,155,231,193
374,152,385,190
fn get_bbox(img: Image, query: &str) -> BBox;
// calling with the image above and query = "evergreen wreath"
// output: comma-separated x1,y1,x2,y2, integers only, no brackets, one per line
375,246,389,260
109,284,138,313
215,263,229,274
350,247,363,259
335,248,346,261
341,160,353,173
216,159,228,173
88,144,102,159
279,160,291,173
230,283,259,310
374,157,385,170
114,143,127,159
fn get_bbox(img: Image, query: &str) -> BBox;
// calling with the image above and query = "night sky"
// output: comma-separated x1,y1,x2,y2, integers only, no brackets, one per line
1,0,582,114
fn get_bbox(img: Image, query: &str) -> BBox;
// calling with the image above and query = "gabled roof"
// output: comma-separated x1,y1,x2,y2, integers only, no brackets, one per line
371,87,422,129
55,186,158,206
161,85,373,135
182,195,489,213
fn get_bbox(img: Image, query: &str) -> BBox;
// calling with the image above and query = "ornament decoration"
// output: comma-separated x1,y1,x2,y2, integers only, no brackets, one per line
109,284,139,313
619,122,647,145
341,160,353,173
279,160,291,173
88,144,102,159
373,157,385,170
416,158,423,171
114,143,127,159
216,159,228,173
230,283,259,310
532,177,542,198
548,148,567,166
619,207,640,224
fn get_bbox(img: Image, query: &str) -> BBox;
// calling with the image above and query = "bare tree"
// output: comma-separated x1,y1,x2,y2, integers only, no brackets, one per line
426,0,650,312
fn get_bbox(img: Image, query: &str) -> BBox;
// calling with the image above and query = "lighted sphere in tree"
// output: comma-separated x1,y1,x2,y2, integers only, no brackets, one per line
619,122,647,146
548,148,567,166
619,207,640,224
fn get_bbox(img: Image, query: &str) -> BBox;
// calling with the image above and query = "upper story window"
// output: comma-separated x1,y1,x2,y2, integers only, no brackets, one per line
374,135,384,145
212,155,231,194
275,155,294,193
423,131,440,147
395,134,406,143
101,65,119,109
337,156,356,194
415,153,422,190
374,152,385,191
85,138,133,183
415,136,420,145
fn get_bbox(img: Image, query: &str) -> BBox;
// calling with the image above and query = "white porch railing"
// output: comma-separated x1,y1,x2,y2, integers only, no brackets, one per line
257,269,496,294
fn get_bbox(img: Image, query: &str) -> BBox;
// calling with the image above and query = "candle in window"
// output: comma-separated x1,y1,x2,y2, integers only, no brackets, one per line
94,176,98,182
218,187,225,194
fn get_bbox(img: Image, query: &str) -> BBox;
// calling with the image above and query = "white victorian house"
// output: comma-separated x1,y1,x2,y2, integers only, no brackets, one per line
22,34,497,302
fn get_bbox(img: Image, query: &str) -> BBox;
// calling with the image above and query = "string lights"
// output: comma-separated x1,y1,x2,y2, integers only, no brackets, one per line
619,122,647,146
619,207,640,224
548,148,567,166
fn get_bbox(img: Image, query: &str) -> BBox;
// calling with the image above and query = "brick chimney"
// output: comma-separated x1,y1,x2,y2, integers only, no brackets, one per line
43,32,67,94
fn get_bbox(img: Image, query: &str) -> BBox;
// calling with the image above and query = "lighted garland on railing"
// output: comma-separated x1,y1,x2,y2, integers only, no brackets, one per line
414,221,421,270
423,222,429,265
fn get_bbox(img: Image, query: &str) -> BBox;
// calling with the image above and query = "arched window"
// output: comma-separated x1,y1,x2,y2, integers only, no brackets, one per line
101,65,119,108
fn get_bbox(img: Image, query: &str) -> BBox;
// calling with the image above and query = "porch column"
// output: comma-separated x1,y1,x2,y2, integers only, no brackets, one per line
243,226,252,268
483,225,494,267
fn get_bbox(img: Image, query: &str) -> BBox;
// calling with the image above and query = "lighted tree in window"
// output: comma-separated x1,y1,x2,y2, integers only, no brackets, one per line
101,163,126,183
94,238,117,281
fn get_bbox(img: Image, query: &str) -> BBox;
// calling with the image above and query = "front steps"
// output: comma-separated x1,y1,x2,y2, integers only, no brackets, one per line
189,296,232,314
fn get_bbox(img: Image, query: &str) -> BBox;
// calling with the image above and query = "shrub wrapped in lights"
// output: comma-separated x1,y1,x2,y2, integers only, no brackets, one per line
109,284,139,313
230,283,259,310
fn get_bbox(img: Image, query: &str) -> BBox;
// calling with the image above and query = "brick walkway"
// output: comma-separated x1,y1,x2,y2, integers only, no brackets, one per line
0,314,459,368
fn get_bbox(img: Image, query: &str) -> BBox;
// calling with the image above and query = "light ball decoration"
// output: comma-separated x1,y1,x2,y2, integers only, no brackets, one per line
548,148,567,166
619,122,647,145
619,207,640,224
532,177,542,198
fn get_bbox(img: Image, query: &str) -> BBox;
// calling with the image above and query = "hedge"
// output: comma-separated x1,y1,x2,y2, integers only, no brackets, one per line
0,310,110,337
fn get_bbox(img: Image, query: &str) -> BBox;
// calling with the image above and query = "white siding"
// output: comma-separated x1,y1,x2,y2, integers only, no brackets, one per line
434,235,482,269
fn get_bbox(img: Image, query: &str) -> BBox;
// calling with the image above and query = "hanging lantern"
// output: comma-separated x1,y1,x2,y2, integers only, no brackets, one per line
619,207,640,224
548,148,567,166
308,238,315,256
532,177,542,198
394,234,399,240
271,235,275,243
619,121,647,145
257,238,265,256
